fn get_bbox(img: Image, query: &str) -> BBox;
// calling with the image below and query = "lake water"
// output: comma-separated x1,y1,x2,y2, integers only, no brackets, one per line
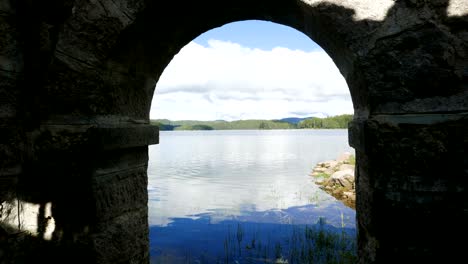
148,129,356,263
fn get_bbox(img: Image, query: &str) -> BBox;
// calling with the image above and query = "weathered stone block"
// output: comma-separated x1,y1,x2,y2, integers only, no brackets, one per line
89,125,159,150
92,166,148,221
92,208,149,264
356,113,467,262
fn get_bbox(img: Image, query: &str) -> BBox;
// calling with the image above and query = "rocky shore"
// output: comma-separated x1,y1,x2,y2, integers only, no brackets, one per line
310,152,356,209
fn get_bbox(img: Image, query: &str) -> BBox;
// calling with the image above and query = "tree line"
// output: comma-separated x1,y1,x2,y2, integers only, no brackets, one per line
150,114,353,131
296,114,353,129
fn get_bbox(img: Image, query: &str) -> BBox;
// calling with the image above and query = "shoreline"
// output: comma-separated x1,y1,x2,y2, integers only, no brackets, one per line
310,152,356,209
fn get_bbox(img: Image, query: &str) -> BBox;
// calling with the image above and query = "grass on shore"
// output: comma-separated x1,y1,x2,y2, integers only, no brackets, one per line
152,217,357,264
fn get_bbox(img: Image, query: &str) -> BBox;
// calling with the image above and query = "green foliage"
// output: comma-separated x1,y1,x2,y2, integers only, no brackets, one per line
149,120,178,131
150,114,353,131
316,172,331,179
151,119,296,130
174,124,213,130
220,220,357,264
298,114,353,129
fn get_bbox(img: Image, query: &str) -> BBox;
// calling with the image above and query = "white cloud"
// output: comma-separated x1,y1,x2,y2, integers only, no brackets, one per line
150,39,353,120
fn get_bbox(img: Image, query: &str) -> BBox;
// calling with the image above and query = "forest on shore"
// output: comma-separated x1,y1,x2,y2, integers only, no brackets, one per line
151,114,353,131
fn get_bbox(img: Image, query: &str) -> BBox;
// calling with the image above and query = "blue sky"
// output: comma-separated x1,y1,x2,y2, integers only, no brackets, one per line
193,20,322,52
150,20,352,121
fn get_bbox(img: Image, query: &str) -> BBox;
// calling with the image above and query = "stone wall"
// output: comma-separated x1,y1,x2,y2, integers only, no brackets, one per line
1,0,467,263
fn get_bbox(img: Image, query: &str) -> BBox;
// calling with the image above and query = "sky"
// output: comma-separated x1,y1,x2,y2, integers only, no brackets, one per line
150,20,353,121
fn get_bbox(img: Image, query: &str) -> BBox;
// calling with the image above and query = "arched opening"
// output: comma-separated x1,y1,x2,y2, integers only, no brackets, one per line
148,20,356,263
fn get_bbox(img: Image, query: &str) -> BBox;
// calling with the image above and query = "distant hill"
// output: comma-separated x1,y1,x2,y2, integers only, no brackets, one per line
278,117,306,124
151,114,353,131
279,113,329,124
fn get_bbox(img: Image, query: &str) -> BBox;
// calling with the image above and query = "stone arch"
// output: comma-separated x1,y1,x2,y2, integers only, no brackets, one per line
0,0,467,263
106,0,367,119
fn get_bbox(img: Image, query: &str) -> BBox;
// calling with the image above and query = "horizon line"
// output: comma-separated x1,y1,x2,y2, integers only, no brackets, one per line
150,113,353,122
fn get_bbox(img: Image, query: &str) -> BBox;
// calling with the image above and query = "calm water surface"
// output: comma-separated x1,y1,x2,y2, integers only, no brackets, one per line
148,130,356,263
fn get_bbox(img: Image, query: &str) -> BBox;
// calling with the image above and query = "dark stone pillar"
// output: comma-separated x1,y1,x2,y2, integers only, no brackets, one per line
0,0,23,205
350,113,467,263
13,124,159,264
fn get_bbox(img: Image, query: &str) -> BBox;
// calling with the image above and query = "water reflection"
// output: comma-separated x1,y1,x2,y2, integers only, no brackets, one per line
150,203,356,264
148,130,354,225
148,130,356,262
